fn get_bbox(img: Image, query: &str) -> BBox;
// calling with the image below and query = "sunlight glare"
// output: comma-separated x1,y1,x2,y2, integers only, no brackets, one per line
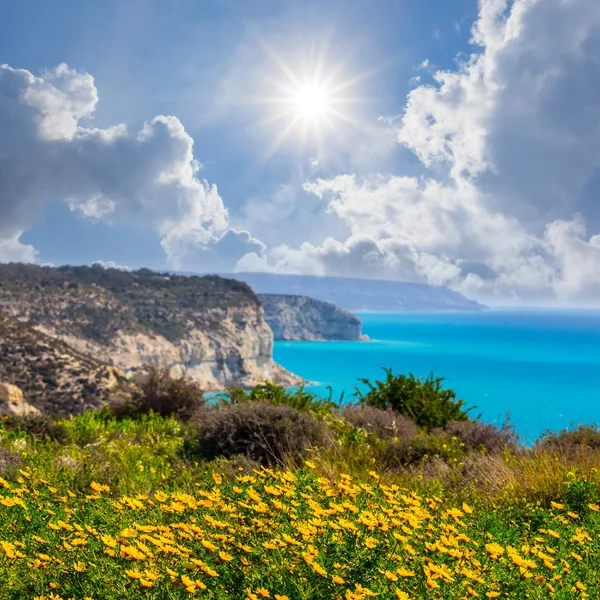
294,84,331,119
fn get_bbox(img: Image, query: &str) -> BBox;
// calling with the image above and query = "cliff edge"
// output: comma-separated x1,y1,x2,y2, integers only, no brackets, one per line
0,264,301,392
258,294,364,341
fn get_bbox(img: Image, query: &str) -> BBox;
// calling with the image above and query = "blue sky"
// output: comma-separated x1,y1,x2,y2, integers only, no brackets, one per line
1,0,600,306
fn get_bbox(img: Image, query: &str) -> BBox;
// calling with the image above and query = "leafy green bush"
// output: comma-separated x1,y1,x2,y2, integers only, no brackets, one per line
187,402,330,466
220,382,337,417
355,368,473,430
565,478,596,516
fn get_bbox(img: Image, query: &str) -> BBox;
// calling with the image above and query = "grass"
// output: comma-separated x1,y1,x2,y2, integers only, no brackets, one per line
2,410,600,598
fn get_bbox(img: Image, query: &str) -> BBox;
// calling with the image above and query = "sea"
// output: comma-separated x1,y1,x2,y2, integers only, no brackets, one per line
273,309,600,443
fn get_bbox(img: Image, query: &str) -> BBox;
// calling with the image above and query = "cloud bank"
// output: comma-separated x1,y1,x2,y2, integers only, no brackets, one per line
0,62,259,271
253,0,600,305
2,0,600,306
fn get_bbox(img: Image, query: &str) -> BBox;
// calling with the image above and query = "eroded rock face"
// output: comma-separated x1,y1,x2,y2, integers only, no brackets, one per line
0,313,135,417
0,264,301,393
258,294,364,341
0,382,40,416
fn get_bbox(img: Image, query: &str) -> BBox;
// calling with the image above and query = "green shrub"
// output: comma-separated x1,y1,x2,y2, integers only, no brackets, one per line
187,402,330,466
220,382,337,417
110,365,205,421
565,478,596,516
355,368,473,430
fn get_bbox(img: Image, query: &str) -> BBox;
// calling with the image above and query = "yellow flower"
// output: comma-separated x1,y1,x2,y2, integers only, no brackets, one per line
354,583,377,597
212,472,223,485
219,551,234,561
385,571,398,582
73,561,86,572
89,481,110,493
256,589,270,598
201,539,218,552
486,593,501,598
332,576,345,584
395,592,410,600
365,536,378,549
485,542,504,559
304,460,317,469
575,581,587,591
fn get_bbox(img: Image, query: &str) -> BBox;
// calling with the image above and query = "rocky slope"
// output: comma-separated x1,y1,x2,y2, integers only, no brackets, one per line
0,264,301,392
0,312,133,416
258,294,364,341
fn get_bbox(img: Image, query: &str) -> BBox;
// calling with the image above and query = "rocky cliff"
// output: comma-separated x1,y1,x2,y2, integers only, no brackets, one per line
0,264,301,393
258,294,364,341
0,312,134,416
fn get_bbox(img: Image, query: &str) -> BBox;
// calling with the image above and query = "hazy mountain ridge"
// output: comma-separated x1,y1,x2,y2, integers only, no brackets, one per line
210,273,485,312
0,264,300,393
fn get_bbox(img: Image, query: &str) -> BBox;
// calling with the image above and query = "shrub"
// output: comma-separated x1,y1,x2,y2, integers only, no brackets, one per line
340,405,418,442
374,432,465,469
111,365,205,421
537,424,600,452
221,382,337,417
434,418,518,454
355,368,473,430
0,414,68,443
0,447,22,477
187,402,329,466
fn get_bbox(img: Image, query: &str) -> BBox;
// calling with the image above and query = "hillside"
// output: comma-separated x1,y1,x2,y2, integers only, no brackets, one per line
0,264,301,391
209,272,485,312
258,294,364,340
0,312,133,416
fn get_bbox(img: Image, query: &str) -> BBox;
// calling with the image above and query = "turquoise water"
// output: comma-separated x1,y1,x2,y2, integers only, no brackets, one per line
273,309,600,442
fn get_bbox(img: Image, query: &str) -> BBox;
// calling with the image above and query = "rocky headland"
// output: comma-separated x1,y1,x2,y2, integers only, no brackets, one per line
0,264,301,408
258,294,365,341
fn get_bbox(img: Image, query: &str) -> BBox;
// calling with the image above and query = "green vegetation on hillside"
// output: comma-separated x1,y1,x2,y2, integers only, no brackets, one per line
1,367,600,599
0,263,259,343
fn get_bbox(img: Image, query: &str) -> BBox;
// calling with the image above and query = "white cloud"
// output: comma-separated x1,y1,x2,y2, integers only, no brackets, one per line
164,228,267,273
0,63,240,268
253,0,600,306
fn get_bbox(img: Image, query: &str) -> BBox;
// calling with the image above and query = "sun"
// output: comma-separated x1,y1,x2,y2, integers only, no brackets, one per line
251,40,376,163
293,84,331,119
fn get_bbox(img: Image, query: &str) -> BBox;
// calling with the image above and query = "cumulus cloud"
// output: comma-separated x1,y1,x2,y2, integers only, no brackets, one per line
255,0,600,305
0,63,239,265
163,228,268,273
